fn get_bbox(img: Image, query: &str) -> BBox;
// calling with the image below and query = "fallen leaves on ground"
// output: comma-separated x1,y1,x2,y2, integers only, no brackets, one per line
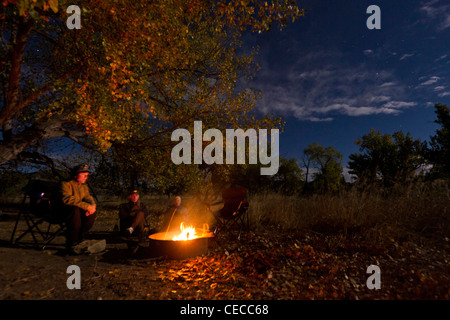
1,225,448,300
81,230,449,300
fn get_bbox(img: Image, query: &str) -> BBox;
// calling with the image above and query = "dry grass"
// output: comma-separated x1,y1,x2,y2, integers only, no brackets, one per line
247,181,450,243
2,181,448,244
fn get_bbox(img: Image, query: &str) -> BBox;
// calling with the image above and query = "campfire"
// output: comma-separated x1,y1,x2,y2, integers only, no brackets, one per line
147,222,213,260
172,222,199,241
149,222,213,241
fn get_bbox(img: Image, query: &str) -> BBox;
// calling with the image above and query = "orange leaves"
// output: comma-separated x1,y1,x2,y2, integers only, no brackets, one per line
47,0,58,13
13,0,299,155
109,62,118,71
10,0,59,17
97,228,450,300
155,255,237,299
143,233,347,299
2,0,15,7
97,66,107,75
215,0,304,33
238,250,275,276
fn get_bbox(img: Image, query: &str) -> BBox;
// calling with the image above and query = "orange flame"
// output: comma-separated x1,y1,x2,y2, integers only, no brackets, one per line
172,222,197,241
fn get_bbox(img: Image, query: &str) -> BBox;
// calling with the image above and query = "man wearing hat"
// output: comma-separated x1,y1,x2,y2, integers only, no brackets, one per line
60,164,97,250
118,189,148,238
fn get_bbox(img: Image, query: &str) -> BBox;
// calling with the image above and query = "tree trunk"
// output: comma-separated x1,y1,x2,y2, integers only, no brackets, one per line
0,118,66,165
0,16,34,127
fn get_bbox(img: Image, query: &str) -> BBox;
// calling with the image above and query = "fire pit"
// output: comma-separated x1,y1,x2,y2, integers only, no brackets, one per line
146,223,214,260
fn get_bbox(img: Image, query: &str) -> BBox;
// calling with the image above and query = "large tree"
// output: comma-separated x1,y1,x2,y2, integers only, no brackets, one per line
426,103,450,180
0,0,304,177
303,143,343,193
225,157,303,194
348,129,425,186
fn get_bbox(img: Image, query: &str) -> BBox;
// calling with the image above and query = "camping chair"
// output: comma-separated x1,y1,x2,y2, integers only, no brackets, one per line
10,179,67,250
209,187,250,240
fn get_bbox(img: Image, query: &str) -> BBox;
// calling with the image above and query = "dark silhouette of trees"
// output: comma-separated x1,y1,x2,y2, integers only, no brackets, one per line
426,103,450,180
349,129,425,186
303,143,343,193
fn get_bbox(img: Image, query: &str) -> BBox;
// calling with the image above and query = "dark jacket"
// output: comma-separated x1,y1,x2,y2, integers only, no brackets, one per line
118,201,148,220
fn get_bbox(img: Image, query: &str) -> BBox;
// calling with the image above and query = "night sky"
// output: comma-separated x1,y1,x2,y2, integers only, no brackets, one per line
244,0,450,172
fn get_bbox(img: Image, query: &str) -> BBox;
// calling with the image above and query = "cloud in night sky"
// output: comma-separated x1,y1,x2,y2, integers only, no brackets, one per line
434,55,448,62
400,53,414,61
420,0,450,31
419,76,441,86
253,50,418,122
237,0,450,162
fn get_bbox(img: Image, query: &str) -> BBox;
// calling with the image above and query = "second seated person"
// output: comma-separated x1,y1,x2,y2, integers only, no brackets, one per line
118,189,148,239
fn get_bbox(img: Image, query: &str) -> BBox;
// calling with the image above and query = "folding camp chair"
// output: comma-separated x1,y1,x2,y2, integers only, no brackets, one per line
10,179,67,250
209,187,250,240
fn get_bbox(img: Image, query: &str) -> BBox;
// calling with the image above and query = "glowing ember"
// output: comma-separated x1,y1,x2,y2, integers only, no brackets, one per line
172,222,198,241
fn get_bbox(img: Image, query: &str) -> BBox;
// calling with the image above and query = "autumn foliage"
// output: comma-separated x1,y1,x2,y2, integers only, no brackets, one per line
0,0,304,168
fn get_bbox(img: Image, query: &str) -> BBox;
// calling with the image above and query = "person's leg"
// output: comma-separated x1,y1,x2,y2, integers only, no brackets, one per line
122,211,146,237
133,211,147,240
65,206,82,247
80,211,96,241
120,217,132,235
130,211,145,230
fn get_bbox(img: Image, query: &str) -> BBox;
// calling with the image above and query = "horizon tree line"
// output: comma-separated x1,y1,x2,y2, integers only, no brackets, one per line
1,103,449,197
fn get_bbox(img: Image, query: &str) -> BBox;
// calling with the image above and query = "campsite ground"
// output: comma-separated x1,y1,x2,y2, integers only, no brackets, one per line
0,199,448,301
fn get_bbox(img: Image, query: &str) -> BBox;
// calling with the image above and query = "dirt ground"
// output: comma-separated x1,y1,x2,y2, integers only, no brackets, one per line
0,203,449,301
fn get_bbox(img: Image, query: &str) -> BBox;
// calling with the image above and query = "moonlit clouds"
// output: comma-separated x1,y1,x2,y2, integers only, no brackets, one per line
253,50,418,122
419,76,440,86
400,53,414,61
242,1,450,125
420,0,450,31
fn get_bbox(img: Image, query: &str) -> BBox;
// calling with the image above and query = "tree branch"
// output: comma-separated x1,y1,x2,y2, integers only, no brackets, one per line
0,116,65,165
0,16,34,127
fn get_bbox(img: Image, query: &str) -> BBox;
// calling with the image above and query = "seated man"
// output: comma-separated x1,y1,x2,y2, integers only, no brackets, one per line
118,190,148,238
60,164,97,250
163,196,190,231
